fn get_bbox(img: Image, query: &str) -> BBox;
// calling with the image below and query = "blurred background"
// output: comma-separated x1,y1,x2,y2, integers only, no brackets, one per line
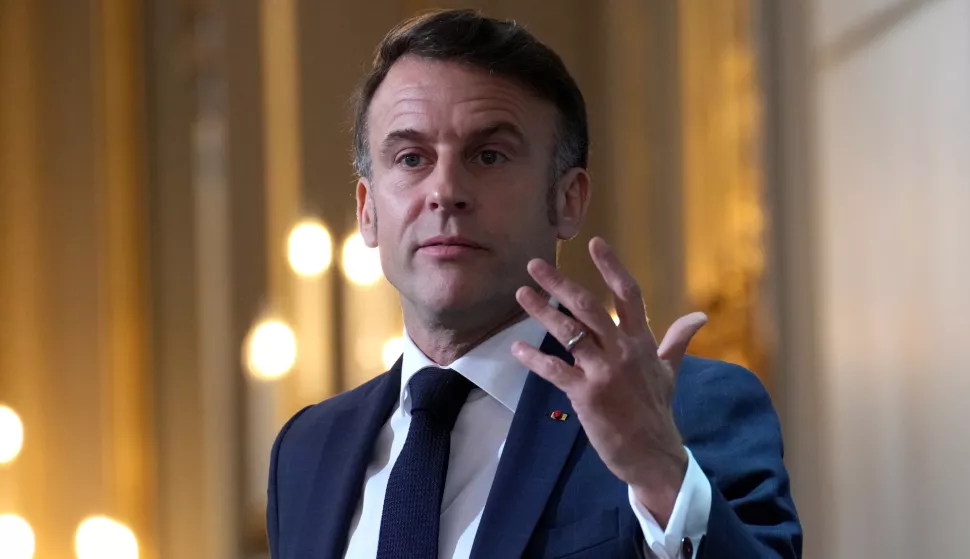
1,0,968,557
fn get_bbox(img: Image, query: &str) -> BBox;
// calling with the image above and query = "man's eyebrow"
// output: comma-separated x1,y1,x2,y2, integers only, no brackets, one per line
470,122,527,145
379,128,431,155
378,122,527,156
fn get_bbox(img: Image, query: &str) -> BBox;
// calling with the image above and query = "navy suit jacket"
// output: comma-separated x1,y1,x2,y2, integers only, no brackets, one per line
267,334,802,558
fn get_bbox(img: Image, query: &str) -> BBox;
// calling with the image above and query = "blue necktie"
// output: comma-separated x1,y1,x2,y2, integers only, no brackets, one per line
377,367,474,559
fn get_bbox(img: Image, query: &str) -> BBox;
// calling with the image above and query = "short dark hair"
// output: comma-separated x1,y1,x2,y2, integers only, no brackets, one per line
352,9,588,183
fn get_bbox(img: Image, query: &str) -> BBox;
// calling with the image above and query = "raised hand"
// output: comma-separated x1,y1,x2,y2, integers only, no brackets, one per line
512,236,707,525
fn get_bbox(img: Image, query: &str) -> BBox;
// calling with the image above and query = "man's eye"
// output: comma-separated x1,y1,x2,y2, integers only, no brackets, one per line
399,154,423,168
476,150,507,166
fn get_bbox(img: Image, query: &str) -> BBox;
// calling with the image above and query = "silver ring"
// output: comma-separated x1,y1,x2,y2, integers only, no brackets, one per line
565,328,588,352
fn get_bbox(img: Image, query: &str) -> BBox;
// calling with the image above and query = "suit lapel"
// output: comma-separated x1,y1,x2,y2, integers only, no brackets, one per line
470,334,582,559
294,361,402,559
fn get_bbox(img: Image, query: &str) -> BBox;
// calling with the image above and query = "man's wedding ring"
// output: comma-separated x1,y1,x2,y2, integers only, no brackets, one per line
565,329,588,352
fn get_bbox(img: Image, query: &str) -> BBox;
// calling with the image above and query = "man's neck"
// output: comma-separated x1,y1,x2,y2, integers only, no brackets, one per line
404,303,530,365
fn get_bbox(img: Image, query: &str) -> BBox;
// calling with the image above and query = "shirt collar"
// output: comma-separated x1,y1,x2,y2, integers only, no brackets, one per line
400,314,549,413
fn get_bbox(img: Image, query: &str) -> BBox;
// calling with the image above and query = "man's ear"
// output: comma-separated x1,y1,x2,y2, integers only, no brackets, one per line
554,167,591,240
356,178,378,247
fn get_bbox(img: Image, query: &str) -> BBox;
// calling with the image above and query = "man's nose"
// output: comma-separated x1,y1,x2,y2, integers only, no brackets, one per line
426,158,474,213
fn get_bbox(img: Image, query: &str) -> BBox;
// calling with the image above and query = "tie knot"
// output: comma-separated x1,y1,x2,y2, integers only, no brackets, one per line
407,367,474,430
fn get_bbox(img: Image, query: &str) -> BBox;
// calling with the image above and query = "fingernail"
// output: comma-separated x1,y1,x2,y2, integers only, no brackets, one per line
528,259,549,273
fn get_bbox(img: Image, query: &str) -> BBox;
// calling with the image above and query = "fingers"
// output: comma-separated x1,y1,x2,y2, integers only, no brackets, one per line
657,312,708,373
526,258,617,339
511,340,583,390
515,286,612,362
588,237,651,341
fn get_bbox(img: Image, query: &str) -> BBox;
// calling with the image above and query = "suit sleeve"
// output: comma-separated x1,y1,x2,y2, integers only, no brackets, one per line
267,406,312,559
675,361,802,558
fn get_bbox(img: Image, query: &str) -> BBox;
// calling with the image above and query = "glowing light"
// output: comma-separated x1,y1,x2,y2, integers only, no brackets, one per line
0,514,35,559
341,233,383,286
245,320,297,380
610,311,620,325
0,405,24,464
381,337,405,370
75,517,138,559
287,220,333,277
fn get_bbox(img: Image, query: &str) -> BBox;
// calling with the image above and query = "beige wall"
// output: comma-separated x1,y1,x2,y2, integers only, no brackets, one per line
772,0,970,556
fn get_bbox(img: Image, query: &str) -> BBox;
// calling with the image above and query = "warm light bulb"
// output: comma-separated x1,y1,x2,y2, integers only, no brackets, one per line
0,405,24,464
75,516,138,559
610,311,620,325
287,220,333,277
381,337,405,370
245,320,297,380
0,514,35,559
341,233,383,286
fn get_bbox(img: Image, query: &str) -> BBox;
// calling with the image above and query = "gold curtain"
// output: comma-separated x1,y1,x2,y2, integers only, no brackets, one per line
0,0,156,556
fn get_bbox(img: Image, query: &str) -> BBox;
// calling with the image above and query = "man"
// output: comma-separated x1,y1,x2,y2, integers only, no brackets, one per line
267,9,801,559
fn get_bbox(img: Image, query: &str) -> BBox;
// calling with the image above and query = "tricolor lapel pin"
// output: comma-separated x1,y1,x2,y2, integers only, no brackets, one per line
550,410,569,421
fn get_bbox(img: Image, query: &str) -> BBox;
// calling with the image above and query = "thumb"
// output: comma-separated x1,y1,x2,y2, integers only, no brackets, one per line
657,312,708,373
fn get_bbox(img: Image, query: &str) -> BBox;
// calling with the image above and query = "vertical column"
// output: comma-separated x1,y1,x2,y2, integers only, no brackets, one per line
35,0,107,551
151,0,263,556
146,0,250,556
0,0,46,545
225,0,267,553
146,0,207,547
260,0,302,324
95,0,157,555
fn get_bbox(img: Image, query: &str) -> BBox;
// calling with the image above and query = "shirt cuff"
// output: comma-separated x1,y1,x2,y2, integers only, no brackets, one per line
628,447,712,559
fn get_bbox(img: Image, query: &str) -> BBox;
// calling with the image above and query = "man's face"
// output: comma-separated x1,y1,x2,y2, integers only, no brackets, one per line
357,56,587,325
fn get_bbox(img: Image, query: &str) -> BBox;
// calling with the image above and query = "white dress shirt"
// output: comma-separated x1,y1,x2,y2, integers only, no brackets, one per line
344,315,712,559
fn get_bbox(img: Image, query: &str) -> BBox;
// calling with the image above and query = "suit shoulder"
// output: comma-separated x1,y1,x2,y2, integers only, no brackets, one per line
674,355,778,432
676,355,769,399
270,370,396,476
673,355,781,444
282,370,396,434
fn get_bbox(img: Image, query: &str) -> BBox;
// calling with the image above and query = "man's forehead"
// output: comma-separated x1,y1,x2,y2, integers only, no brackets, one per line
367,56,555,135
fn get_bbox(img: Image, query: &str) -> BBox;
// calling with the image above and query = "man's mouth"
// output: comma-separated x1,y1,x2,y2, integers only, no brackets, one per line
419,236,486,250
